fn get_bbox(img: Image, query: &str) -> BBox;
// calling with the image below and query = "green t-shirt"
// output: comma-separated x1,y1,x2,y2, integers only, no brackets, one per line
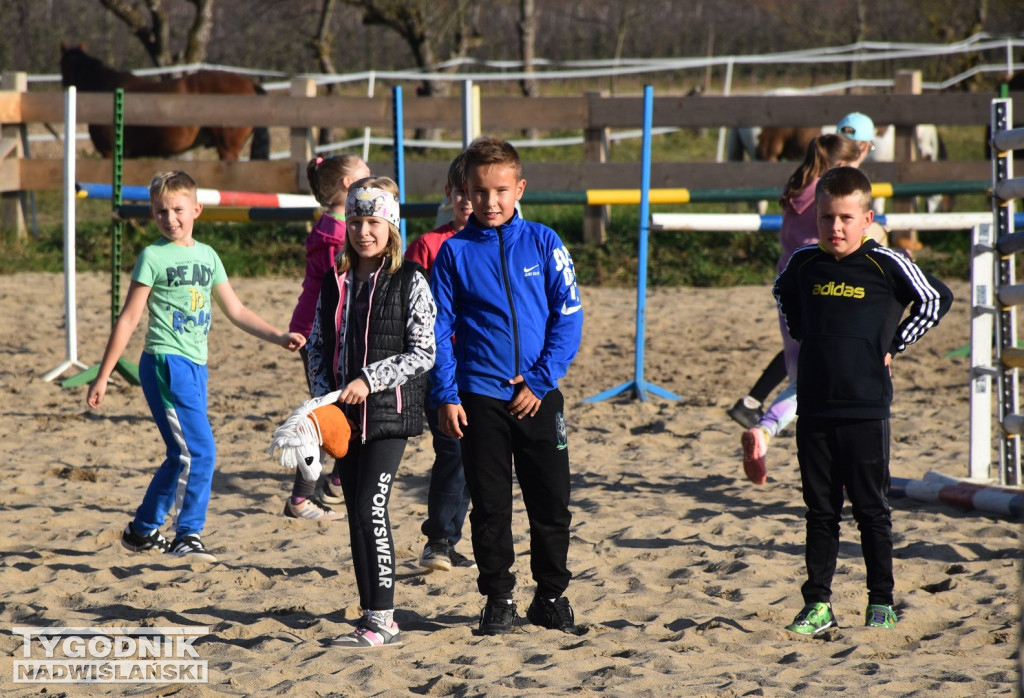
132,238,228,365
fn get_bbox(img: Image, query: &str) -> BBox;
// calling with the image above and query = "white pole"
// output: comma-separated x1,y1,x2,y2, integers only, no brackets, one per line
42,86,87,382
969,223,996,479
462,79,474,150
715,59,734,163
362,70,375,163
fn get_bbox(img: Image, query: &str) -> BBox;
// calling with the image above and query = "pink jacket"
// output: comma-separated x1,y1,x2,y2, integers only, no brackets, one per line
289,213,347,337
777,177,819,275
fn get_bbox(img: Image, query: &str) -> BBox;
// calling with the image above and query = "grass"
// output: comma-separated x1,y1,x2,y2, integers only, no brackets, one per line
0,124,985,285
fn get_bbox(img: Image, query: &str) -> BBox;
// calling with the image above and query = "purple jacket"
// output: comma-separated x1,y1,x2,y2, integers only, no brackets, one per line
778,177,819,275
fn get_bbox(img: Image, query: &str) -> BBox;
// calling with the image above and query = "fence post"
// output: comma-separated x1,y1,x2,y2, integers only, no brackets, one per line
291,77,317,192
891,70,923,252
583,90,609,245
1,71,28,242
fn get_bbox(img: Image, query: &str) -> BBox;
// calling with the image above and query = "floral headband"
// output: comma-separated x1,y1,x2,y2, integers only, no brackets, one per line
346,187,400,228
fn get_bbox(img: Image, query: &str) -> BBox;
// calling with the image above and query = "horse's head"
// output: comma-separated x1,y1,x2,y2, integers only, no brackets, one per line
59,41,94,88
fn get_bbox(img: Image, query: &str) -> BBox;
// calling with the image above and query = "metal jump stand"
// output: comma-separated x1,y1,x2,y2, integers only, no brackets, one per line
64,88,140,388
584,86,681,403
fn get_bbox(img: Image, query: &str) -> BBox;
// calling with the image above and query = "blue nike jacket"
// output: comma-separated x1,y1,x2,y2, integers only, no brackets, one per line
429,210,583,405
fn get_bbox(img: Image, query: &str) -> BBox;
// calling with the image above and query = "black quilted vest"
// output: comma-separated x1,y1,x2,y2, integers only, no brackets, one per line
318,262,426,441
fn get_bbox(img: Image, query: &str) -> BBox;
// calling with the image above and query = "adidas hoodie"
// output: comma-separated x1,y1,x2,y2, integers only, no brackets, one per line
773,239,953,419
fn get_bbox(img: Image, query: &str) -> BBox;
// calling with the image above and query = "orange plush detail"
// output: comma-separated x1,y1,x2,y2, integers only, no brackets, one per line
310,403,351,459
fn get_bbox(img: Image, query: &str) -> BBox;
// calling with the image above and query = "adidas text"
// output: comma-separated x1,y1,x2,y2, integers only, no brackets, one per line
812,281,865,298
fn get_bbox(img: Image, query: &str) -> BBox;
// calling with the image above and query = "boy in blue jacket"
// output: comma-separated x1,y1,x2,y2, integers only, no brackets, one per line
774,166,952,636
429,136,584,636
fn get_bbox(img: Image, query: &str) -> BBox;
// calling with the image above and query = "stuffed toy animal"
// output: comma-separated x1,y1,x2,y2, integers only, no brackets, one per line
267,391,352,482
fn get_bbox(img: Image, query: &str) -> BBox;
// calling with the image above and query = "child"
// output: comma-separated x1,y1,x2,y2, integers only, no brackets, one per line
774,166,952,635
836,111,877,168
429,136,584,636
741,133,885,485
305,176,436,648
285,153,370,521
405,152,476,572
728,113,881,431
87,170,305,562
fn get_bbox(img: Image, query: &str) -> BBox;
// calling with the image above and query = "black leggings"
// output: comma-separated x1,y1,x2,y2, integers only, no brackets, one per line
338,437,407,611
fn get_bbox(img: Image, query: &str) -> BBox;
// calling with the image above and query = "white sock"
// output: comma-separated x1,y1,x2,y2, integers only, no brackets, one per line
368,609,394,627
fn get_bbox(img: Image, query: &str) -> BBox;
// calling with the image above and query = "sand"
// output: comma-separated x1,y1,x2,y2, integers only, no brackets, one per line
0,272,1018,696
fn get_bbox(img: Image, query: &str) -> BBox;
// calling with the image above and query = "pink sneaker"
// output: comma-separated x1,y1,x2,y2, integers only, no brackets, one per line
283,497,345,521
741,427,768,485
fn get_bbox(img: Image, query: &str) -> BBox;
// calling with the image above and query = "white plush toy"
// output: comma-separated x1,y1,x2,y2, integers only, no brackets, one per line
267,390,352,482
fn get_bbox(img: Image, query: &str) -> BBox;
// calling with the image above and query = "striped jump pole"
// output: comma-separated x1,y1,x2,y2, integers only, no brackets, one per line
78,181,989,210
651,212,1024,233
889,471,1023,520
113,202,440,222
584,85,680,403
76,182,319,208
522,180,988,206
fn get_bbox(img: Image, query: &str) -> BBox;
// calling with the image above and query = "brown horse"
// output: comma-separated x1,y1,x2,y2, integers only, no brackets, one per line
754,126,821,162
59,42,269,161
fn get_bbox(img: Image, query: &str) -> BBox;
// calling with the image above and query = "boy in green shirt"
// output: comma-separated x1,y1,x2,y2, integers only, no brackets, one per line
87,171,304,561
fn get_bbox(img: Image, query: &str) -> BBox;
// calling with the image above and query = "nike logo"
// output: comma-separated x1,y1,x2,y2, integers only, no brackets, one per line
523,264,540,274
560,302,582,315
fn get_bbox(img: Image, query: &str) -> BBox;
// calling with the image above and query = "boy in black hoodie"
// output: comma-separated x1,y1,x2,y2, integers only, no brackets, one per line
773,166,953,636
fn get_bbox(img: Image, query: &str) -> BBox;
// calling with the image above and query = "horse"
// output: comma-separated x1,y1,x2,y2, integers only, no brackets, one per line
59,42,269,161
728,121,949,214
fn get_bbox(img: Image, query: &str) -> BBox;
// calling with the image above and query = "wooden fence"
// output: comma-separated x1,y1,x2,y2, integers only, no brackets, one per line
0,70,1004,241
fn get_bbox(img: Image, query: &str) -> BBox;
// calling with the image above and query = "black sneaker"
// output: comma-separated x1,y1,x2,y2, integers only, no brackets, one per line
527,596,581,635
169,534,217,562
448,548,477,569
419,540,452,571
121,523,171,553
727,398,764,429
479,600,519,635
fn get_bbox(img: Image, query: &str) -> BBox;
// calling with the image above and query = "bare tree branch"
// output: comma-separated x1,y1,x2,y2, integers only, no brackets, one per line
182,0,215,64
314,0,339,146
519,0,539,98
95,0,214,67
338,0,480,97
96,0,163,64
314,0,339,75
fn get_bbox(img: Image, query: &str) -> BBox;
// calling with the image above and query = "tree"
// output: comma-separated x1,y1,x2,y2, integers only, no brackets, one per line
337,0,482,98
95,0,216,67
313,0,339,146
518,0,539,99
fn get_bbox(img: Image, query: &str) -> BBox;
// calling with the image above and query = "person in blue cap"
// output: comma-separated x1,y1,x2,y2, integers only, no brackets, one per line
837,111,877,163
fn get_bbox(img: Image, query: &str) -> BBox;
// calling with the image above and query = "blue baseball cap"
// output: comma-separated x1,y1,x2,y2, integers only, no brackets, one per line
837,112,875,142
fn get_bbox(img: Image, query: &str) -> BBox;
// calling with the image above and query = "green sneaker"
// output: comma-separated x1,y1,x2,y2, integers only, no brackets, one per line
864,604,898,628
785,602,836,636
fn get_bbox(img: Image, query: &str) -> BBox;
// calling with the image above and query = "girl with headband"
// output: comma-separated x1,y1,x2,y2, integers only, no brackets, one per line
305,176,436,648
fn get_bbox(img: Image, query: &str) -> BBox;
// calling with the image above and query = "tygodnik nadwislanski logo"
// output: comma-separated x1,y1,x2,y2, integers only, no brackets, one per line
12,626,208,684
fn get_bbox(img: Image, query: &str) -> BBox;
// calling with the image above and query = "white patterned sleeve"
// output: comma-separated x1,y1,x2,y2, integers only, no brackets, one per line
362,270,437,392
